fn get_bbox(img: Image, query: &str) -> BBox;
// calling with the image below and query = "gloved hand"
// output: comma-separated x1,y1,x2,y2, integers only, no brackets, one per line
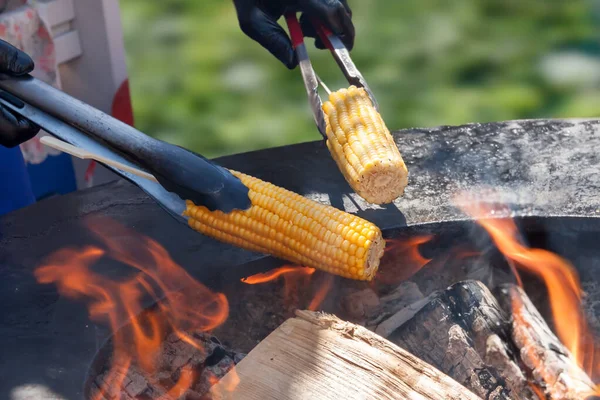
0,39,39,148
233,0,354,69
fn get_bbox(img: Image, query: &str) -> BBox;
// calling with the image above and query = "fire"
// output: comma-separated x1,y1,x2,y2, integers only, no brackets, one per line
210,367,241,396
529,382,546,399
34,217,231,400
242,265,333,310
308,274,334,311
376,235,433,285
242,266,315,306
241,266,315,285
166,365,194,399
460,201,597,378
241,237,434,312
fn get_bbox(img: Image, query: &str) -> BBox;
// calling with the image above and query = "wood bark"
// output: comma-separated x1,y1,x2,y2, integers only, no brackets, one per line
496,284,597,400
209,310,481,400
380,280,539,400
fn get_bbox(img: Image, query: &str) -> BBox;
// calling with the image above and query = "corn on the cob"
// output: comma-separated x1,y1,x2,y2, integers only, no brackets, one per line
322,85,408,204
183,170,385,281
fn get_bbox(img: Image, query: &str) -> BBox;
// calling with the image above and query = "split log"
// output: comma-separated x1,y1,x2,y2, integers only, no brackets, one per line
210,310,481,400
381,280,539,400
496,284,596,400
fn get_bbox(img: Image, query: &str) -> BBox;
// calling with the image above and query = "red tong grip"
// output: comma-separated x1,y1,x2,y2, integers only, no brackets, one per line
286,12,336,52
285,12,304,49
311,19,335,52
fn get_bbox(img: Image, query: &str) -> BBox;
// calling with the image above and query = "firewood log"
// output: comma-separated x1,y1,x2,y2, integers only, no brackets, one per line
381,280,539,399
210,310,481,400
496,284,596,400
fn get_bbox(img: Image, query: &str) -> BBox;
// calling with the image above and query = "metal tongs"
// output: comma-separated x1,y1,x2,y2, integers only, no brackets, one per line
284,12,379,139
0,75,251,225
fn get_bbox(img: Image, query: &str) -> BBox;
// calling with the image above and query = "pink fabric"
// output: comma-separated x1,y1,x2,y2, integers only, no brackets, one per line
0,2,59,165
0,3,57,86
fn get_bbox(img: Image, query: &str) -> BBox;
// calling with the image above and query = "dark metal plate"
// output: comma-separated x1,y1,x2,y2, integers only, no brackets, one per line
1,118,599,399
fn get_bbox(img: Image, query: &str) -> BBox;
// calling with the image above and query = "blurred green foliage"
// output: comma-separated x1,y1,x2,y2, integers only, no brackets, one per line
120,0,600,158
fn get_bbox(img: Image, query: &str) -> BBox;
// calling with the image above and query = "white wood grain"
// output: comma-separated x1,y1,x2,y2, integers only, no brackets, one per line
53,30,82,65
40,137,157,182
210,310,481,400
37,0,75,28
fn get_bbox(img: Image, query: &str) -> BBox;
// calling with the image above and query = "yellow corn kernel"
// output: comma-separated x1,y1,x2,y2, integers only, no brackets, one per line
183,170,385,281
322,86,409,204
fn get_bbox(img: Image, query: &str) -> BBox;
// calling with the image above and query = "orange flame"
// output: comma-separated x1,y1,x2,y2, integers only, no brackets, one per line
241,266,315,285
308,274,335,311
34,217,231,399
242,266,315,306
211,367,241,397
460,202,597,378
376,235,433,285
529,382,546,399
242,266,334,311
166,365,195,399
207,372,220,386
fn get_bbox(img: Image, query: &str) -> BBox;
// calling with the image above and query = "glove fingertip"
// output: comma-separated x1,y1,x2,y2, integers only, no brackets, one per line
21,120,40,135
284,55,298,69
343,36,355,51
277,47,297,69
299,13,317,38
15,52,34,75
314,38,326,50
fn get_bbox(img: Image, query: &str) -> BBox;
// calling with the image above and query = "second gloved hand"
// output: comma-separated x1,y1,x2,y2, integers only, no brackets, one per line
0,39,39,148
233,0,354,69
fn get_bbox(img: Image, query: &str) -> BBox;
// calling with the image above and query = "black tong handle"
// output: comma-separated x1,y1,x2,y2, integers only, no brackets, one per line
0,74,250,212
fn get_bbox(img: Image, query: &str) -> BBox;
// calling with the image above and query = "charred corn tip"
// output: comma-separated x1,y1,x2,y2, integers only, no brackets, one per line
323,86,409,205
183,170,385,281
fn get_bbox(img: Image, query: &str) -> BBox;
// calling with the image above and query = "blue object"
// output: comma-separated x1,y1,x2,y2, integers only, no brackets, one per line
0,146,36,215
27,152,77,200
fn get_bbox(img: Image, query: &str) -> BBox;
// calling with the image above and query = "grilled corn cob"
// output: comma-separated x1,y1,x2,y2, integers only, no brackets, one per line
322,85,408,204
183,170,385,281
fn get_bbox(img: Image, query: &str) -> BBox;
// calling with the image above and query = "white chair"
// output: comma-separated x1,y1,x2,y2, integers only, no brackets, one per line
36,0,129,187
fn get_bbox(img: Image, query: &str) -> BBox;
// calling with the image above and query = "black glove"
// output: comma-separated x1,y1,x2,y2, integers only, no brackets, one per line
233,0,354,69
0,39,39,148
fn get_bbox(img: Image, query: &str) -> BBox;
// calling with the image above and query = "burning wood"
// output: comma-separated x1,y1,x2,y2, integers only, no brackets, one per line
497,284,596,400
34,218,236,400
89,331,244,400
460,199,598,372
344,278,599,400
31,204,600,400
210,310,482,400
373,280,538,399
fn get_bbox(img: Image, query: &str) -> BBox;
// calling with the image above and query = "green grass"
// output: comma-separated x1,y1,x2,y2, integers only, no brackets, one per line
120,0,600,158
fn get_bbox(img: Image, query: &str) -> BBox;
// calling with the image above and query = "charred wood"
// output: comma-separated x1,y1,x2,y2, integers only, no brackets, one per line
496,284,596,400
89,332,244,400
382,280,539,400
